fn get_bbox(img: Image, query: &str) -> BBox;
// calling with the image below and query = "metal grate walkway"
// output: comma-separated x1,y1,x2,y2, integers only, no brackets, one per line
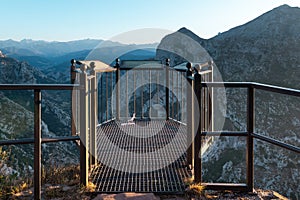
90,120,192,193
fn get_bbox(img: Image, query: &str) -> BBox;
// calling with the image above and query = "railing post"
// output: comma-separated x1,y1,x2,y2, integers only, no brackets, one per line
247,86,255,192
71,59,77,136
34,89,41,200
80,64,89,186
165,58,170,120
90,64,97,166
186,62,194,167
194,70,202,183
210,61,214,132
115,58,120,120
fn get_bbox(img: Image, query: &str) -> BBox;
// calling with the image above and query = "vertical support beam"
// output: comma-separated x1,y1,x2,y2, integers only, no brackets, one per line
126,72,129,118
133,70,136,115
186,62,193,166
203,74,206,131
165,58,170,120
169,70,175,119
149,70,152,118
177,71,180,121
141,70,144,118
71,59,77,136
115,59,120,120
90,65,97,165
247,86,255,192
100,73,103,123
210,61,214,132
106,73,109,121
34,89,41,200
80,64,89,186
194,71,202,183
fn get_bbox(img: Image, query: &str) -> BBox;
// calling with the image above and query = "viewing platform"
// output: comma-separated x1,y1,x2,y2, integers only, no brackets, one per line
0,58,299,200
91,120,190,193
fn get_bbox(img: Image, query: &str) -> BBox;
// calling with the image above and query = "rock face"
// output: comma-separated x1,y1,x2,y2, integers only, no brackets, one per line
156,4,300,199
207,4,300,88
0,50,5,57
0,57,79,175
156,27,211,68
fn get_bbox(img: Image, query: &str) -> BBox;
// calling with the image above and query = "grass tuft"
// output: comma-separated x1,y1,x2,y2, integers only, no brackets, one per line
42,163,80,185
0,147,32,199
82,182,96,192
186,183,206,197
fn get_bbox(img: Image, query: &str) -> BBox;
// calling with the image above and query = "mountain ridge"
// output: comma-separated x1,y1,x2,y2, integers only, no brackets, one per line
157,4,300,88
211,4,300,40
156,4,300,199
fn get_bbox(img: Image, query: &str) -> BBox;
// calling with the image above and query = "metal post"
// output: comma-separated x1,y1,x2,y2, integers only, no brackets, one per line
149,70,151,118
90,65,97,165
177,71,180,120
210,61,214,132
141,70,144,118
134,70,136,115
165,58,170,120
247,86,255,192
80,64,89,186
34,89,41,200
106,74,108,121
171,70,174,118
115,58,120,120
71,59,77,136
100,74,103,123
186,62,193,166
194,70,202,183
126,72,128,118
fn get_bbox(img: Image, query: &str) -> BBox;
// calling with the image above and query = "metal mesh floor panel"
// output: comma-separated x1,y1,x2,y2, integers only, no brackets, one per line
90,120,192,193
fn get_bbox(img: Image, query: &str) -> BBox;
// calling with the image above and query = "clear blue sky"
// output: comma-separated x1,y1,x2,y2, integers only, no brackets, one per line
1,0,299,42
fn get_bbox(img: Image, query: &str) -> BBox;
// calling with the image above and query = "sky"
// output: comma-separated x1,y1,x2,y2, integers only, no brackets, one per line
1,0,299,43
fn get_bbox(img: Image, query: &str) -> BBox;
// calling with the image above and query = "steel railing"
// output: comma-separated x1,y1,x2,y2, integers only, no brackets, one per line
0,84,80,200
1,58,299,198
116,60,166,120
188,78,300,192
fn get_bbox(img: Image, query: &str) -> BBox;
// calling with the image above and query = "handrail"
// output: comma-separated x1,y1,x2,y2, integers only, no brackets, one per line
252,133,300,154
202,82,300,96
0,136,80,146
0,84,80,90
0,84,80,200
201,81,300,151
201,131,248,137
253,82,300,97
191,79,300,192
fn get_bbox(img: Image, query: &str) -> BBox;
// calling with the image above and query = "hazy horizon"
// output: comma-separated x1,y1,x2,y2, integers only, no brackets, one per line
1,1,299,43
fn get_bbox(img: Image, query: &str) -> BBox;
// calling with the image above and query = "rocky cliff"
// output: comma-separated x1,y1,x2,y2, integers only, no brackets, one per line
0,56,79,176
156,4,300,199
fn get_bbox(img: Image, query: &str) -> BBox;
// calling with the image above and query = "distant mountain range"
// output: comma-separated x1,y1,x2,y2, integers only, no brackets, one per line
0,38,157,82
0,39,102,57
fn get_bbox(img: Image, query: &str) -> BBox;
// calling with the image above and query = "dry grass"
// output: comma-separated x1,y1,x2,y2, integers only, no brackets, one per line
186,183,206,197
0,147,32,199
82,181,96,192
42,163,80,185
1,160,96,199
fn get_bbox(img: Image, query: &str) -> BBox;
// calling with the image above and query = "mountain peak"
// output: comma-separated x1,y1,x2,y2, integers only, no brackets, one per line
177,27,206,42
177,27,189,33
213,4,300,40
274,4,296,10
268,4,299,15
